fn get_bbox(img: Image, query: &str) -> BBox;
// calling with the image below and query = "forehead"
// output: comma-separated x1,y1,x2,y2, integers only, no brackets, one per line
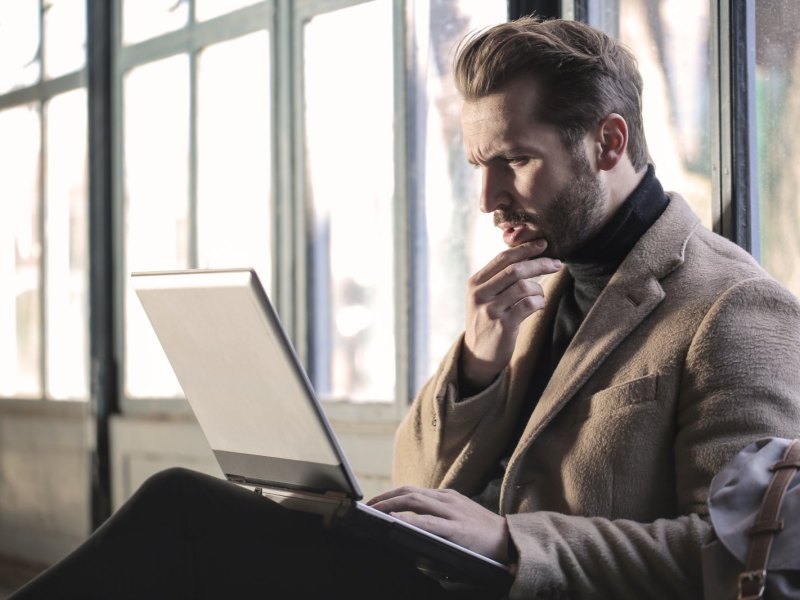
460,78,563,156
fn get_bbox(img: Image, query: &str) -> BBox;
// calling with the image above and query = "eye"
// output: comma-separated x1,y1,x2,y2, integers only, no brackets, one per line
507,156,529,168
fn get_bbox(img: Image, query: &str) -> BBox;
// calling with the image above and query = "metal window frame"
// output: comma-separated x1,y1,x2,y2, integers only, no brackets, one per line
508,0,561,20
712,0,759,255
87,0,115,529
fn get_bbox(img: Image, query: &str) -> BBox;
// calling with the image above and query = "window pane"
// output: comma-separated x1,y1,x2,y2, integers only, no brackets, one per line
43,0,87,79
195,0,261,22
0,0,41,93
124,56,190,398
304,0,395,401
122,0,189,46
416,1,507,384
600,0,713,228
0,104,42,397
756,0,800,295
45,89,89,400
197,32,271,285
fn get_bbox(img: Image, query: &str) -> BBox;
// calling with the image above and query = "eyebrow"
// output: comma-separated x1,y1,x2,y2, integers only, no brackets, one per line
467,147,539,166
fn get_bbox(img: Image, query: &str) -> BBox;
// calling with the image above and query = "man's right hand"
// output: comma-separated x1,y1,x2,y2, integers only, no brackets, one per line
460,239,562,394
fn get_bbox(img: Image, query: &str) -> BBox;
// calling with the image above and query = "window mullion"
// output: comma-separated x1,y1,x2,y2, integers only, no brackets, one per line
189,47,199,269
715,0,759,254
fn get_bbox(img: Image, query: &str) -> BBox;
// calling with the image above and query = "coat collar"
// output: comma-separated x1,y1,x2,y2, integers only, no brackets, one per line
501,194,700,504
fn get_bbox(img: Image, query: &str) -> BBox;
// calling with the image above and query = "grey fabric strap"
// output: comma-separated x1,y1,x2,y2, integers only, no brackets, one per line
739,439,800,600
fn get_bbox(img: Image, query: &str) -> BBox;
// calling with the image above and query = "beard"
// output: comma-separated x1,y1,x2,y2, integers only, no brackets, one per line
493,150,608,260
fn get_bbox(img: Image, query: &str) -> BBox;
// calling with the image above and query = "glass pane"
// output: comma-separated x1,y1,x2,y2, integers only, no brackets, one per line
122,0,189,46
197,32,271,285
195,0,261,22
611,0,713,228
0,104,42,397
416,0,508,385
124,55,190,398
45,89,89,400
0,0,41,93
304,0,395,401
756,0,800,295
43,0,87,78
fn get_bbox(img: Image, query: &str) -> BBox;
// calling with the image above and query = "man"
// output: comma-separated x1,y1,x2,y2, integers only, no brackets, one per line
369,16,800,599
10,16,800,600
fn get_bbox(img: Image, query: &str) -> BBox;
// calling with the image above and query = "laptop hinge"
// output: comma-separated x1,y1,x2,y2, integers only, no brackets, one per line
324,490,348,500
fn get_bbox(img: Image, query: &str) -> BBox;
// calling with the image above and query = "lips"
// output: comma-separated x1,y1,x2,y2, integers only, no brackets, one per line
498,222,538,247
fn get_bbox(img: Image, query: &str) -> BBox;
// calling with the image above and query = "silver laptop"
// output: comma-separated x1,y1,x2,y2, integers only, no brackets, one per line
132,268,511,589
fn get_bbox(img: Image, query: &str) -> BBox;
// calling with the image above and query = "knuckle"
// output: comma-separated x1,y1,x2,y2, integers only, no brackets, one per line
504,263,520,278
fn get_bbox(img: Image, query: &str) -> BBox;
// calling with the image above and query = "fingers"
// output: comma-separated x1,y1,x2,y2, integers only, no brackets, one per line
469,239,549,287
472,256,562,304
367,486,457,517
387,512,457,540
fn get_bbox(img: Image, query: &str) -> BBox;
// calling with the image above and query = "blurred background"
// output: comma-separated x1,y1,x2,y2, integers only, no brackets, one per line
0,0,797,593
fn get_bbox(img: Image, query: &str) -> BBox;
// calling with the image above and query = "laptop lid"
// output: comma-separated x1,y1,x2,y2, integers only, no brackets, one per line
131,268,362,500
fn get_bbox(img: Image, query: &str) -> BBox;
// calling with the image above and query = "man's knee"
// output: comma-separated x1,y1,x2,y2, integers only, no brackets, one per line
132,467,214,509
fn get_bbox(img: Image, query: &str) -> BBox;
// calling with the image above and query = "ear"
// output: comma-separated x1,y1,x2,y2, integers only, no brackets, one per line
595,113,628,171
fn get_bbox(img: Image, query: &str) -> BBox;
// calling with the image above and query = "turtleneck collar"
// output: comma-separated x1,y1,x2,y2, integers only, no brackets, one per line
567,164,669,271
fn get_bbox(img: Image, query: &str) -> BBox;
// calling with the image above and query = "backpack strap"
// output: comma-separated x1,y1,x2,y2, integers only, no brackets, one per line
738,439,800,600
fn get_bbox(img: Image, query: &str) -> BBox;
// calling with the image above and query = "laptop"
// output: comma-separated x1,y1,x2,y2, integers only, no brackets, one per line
131,268,512,590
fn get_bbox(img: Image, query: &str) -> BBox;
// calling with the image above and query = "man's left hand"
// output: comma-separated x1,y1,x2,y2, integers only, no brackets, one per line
367,486,512,564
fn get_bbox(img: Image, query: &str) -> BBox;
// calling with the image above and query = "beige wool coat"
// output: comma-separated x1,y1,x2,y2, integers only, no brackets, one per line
394,194,800,599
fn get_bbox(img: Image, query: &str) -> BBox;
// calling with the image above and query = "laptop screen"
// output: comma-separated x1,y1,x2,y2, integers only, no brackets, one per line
132,268,361,498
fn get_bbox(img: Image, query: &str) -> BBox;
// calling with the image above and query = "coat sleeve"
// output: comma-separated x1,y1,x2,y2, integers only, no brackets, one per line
392,332,513,493
505,277,800,599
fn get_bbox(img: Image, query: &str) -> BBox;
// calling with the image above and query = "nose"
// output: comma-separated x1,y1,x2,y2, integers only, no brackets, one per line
479,165,511,214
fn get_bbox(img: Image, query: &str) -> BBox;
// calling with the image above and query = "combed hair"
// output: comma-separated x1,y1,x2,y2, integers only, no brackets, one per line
454,17,649,170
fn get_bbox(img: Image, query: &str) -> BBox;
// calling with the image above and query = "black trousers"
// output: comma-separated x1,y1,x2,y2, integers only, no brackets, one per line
9,468,463,600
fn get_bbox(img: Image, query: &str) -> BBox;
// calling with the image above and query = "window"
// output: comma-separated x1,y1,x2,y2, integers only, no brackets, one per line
755,0,800,296
301,0,396,402
591,0,714,229
118,1,273,401
411,0,508,387
0,0,88,401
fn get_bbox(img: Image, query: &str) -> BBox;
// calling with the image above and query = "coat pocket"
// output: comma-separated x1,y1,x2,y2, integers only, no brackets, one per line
572,374,659,424
568,374,671,519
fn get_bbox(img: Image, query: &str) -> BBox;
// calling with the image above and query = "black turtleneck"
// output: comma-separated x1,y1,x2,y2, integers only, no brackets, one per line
471,165,669,513
551,164,668,361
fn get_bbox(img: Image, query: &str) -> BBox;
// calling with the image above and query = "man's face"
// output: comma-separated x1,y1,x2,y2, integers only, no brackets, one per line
461,77,610,260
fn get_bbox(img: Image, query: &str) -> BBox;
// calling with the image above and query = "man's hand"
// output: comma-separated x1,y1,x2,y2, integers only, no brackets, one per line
367,486,512,564
462,239,562,391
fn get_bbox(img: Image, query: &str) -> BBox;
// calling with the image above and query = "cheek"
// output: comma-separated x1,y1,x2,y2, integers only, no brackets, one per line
516,170,553,206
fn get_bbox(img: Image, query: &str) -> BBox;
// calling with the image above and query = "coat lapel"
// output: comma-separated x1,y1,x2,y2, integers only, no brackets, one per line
506,194,701,476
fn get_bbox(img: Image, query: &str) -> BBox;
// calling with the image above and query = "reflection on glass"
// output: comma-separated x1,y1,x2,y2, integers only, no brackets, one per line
614,0,712,226
195,0,261,22
197,32,271,285
0,0,41,93
122,0,189,46
756,0,800,295
45,90,89,400
304,0,395,401
124,55,190,398
417,0,508,385
44,0,87,79
0,104,42,397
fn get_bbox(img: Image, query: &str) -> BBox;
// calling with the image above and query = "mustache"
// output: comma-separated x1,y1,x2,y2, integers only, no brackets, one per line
493,209,535,227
